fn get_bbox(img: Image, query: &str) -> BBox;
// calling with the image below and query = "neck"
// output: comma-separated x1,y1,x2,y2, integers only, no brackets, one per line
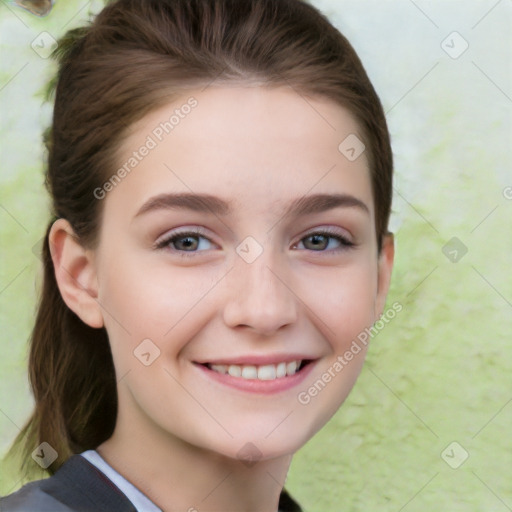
97,402,292,512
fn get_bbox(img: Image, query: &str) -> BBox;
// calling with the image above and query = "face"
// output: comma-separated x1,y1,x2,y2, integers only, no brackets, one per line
90,86,393,461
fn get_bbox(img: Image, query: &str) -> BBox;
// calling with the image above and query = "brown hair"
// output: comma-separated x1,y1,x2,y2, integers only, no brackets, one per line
11,0,392,480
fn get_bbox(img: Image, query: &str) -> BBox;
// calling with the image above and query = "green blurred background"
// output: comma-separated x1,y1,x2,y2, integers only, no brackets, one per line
1,1,511,510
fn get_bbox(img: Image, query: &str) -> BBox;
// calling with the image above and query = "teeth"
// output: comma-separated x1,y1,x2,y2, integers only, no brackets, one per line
228,365,241,377
286,361,297,374
210,364,227,375
258,365,276,380
208,360,302,380
276,362,287,378
241,366,257,379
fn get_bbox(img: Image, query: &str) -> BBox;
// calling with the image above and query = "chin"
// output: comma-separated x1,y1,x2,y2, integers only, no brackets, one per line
203,422,316,464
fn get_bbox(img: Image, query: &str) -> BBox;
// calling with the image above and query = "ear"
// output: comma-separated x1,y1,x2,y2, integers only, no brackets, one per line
374,233,395,319
48,218,104,329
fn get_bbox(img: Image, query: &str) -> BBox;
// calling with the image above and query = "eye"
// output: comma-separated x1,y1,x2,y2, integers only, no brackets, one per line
154,227,354,256
155,229,216,255
295,229,354,252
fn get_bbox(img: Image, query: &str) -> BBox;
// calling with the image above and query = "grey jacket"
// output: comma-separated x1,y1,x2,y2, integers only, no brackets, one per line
0,455,302,511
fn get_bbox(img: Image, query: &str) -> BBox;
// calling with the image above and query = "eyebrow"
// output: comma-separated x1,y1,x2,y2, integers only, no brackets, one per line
133,192,370,219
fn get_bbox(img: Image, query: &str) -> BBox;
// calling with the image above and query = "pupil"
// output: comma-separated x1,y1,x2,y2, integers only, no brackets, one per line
180,236,197,250
310,235,326,249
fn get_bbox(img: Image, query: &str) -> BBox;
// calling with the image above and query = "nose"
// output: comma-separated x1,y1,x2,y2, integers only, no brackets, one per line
222,250,298,336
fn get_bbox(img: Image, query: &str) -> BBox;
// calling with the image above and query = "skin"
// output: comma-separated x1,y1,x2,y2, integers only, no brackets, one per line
50,86,394,512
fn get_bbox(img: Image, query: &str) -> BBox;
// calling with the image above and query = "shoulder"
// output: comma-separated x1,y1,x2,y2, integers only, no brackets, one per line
2,456,301,512
0,479,72,512
0,455,137,512
279,488,303,512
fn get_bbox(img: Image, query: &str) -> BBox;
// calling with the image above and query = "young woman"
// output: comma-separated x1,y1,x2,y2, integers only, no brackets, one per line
1,0,394,510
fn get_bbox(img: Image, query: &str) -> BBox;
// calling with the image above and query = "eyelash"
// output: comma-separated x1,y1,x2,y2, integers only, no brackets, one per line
155,227,354,257
294,228,355,252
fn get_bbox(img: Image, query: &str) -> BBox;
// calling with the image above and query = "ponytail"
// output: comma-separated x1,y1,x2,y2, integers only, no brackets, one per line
10,221,117,476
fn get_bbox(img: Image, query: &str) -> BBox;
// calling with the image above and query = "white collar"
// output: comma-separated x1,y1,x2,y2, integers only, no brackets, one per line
80,450,162,512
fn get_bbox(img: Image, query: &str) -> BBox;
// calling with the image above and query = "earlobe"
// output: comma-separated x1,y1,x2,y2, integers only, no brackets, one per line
375,233,395,318
48,218,104,329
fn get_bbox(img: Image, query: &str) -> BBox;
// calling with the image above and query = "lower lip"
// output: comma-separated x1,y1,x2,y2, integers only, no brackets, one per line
194,361,316,395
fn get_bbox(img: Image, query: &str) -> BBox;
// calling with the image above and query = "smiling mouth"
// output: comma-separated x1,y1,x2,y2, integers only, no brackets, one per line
202,360,312,381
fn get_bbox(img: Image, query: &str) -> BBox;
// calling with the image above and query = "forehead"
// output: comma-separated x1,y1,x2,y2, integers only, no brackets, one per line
108,85,374,220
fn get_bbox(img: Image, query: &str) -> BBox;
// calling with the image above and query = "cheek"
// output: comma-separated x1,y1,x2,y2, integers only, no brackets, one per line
291,260,378,427
97,254,222,359
297,258,379,349
293,282,376,437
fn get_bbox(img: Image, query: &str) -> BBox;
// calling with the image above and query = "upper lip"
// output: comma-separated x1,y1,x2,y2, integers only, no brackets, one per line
195,354,318,366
